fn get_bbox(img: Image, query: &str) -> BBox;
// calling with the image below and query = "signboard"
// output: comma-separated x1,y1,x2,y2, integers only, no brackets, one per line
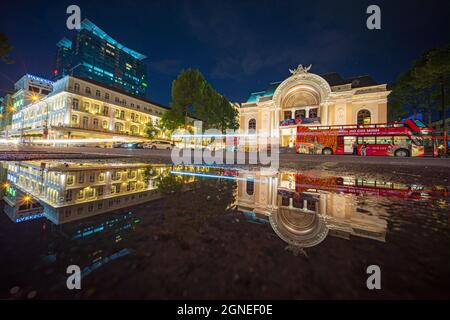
280,117,321,127
298,126,410,136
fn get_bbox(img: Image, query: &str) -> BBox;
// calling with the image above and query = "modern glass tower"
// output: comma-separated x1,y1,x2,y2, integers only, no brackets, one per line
54,19,148,97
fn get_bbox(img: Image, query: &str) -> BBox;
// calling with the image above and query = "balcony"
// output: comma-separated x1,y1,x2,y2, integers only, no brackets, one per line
280,117,321,127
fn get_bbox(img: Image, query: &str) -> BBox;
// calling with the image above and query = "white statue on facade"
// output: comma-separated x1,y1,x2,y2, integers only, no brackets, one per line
289,64,312,75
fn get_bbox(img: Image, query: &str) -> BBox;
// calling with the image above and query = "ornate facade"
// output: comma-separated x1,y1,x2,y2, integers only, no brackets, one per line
239,65,391,147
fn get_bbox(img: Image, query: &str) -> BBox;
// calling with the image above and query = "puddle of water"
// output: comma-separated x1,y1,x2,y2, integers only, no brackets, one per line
0,160,448,299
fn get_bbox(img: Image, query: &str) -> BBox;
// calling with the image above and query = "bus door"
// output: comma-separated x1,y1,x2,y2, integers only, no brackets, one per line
343,136,357,154
422,135,434,156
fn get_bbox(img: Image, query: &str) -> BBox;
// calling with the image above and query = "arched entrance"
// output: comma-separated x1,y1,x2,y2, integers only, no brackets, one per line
273,74,331,147
357,109,371,125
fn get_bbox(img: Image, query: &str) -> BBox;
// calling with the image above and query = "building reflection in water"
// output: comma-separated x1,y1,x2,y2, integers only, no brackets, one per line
236,169,448,251
1,161,207,225
1,161,447,251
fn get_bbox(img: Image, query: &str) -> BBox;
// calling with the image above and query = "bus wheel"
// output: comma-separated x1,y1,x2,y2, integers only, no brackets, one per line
394,149,409,157
322,148,333,155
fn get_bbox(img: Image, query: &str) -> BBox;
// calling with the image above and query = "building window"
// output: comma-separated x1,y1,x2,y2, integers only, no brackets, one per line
105,93,110,100
85,87,91,94
246,179,254,196
120,110,125,119
130,125,139,135
65,190,73,201
71,115,78,125
115,97,120,103
93,118,99,128
309,108,318,118
83,101,89,111
103,106,109,116
357,109,371,125
66,175,74,185
74,83,80,92
248,118,256,133
102,120,108,129
115,122,124,132
82,116,89,128
96,90,101,97
72,99,79,110
284,111,292,120
295,109,306,119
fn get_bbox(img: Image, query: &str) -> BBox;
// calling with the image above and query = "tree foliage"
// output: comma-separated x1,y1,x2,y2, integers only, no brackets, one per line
0,33,13,64
144,120,160,139
389,44,450,124
160,68,239,133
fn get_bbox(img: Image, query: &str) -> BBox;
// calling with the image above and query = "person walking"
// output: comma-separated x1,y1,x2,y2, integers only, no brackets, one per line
361,142,367,156
352,141,358,155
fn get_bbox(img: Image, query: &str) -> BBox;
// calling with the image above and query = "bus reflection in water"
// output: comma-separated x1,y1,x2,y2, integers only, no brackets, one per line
236,169,448,251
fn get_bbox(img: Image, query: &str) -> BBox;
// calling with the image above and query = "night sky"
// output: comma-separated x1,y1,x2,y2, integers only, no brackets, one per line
0,0,449,105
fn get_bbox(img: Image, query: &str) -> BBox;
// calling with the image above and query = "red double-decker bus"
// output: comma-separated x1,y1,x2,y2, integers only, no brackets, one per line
296,119,434,157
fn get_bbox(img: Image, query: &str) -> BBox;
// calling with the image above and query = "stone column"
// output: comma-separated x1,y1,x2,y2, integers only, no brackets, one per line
320,103,329,125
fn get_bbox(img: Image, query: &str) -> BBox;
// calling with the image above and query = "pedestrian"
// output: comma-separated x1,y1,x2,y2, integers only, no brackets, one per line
361,142,367,156
352,141,357,155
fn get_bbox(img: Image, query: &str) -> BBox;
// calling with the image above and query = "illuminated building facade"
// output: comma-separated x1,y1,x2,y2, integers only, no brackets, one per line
236,169,388,249
9,75,168,142
54,19,148,97
239,65,390,148
1,161,204,224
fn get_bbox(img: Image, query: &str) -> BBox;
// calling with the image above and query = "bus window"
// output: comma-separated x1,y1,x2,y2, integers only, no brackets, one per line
363,137,376,144
413,120,426,127
376,136,393,144
411,136,422,146
393,136,411,145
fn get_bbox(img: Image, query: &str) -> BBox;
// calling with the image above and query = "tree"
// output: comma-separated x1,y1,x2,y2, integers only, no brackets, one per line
170,68,206,130
156,174,183,195
212,95,239,133
144,120,160,140
389,44,450,141
0,33,13,64
161,68,239,134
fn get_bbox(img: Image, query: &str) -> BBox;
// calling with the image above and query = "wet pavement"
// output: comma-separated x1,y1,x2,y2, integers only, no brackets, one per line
0,160,449,299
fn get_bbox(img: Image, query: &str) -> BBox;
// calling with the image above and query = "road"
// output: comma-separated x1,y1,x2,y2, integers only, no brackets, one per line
1,145,450,168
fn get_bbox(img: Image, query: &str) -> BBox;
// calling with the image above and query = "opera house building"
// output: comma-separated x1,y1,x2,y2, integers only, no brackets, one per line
239,65,391,148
